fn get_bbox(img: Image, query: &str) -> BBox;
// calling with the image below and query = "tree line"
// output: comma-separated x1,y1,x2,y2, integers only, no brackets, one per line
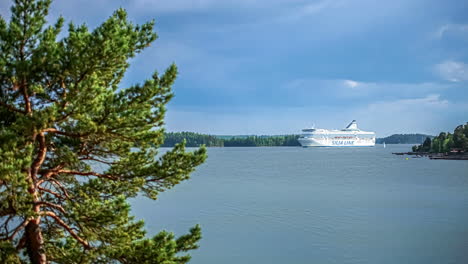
164,132,442,147
162,132,301,147
376,134,434,144
163,132,225,147
412,123,468,153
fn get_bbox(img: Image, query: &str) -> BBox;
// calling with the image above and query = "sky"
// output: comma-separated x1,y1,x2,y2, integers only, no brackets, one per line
1,0,467,136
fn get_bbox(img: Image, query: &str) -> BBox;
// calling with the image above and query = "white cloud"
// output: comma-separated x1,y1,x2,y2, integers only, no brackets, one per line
302,0,334,13
434,24,468,39
295,0,343,18
343,79,360,88
283,78,448,99
350,94,466,136
434,60,468,82
367,94,449,111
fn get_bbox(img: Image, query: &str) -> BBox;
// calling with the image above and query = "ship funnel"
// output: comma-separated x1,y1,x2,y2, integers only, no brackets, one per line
345,120,358,130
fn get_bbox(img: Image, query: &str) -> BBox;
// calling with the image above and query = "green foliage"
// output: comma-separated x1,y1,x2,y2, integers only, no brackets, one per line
412,123,468,153
422,137,432,152
375,134,434,144
223,135,300,146
109,225,202,264
0,241,21,263
453,124,468,150
0,0,206,263
163,132,301,147
163,132,224,147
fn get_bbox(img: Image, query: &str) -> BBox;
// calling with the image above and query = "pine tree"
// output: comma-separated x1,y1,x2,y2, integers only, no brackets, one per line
422,137,432,152
0,0,206,263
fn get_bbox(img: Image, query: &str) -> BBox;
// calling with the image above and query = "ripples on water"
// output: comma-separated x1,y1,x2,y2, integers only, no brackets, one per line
131,145,468,264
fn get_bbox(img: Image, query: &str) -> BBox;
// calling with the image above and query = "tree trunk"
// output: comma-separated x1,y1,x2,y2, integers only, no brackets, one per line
25,219,47,264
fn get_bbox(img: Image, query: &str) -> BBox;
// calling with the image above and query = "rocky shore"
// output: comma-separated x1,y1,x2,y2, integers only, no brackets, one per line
392,152,468,160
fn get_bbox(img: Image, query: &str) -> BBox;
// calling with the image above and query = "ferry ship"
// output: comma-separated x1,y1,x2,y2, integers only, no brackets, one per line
298,120,375,147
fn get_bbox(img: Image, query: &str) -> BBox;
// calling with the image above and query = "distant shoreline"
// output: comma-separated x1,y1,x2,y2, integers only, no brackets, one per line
162,132,434,147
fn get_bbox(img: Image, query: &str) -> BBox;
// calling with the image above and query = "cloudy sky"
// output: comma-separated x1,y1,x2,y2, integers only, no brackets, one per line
1,0,467,136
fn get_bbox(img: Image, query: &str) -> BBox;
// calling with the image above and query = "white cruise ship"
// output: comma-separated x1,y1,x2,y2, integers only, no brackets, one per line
298,120,375,147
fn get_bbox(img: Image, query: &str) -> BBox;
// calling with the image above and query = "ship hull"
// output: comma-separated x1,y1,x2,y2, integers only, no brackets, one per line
298,137,375,147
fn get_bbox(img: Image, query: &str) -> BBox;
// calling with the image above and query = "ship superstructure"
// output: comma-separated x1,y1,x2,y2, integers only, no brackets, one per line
298,120,375,147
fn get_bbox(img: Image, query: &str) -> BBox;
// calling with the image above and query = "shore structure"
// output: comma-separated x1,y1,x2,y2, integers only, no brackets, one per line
298,120,376,147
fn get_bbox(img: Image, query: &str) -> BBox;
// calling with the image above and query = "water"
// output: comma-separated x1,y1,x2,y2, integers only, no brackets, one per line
131,145,468,264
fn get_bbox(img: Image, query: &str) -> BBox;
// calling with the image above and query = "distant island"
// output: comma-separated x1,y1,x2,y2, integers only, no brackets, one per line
376,134,434,144
162,132,434,147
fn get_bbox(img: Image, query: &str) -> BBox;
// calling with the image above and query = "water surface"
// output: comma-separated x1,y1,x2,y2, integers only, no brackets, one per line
132,145,468,264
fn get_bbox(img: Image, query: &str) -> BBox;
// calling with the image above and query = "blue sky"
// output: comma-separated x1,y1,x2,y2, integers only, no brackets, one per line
1,0,467,136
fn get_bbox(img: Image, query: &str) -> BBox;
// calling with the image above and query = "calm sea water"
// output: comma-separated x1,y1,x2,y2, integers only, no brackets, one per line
131,145,468,264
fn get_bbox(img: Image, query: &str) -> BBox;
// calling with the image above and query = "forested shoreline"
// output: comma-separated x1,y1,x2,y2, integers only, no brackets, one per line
162,132,435,147
376,134,434,144
412,123,468,153
162,132,301,147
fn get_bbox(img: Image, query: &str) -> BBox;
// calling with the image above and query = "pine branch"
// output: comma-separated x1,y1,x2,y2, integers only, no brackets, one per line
47,178,71,200
79,157,116,165
35,201,66,214
56,170,118,180
0,204,16,217
38,186,66,200
16,235,27,250
0,215,15,239
20,80,32,114
7,219,30,241
31,133,47,181
43,211,90,249
42,128,90,138
37,163,66,182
